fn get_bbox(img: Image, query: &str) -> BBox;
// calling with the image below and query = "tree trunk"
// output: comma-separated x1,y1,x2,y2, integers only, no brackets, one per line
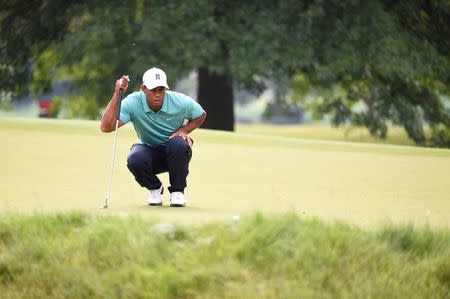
197,67,234,131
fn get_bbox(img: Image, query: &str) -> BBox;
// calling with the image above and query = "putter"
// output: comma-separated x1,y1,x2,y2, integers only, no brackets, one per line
101,88,124,209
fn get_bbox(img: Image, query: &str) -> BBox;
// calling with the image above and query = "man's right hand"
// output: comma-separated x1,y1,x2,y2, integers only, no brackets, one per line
101,75,129,132
115,75,130,93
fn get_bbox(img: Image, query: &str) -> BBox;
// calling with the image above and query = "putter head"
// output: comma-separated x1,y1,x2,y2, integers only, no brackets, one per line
100,196,109,209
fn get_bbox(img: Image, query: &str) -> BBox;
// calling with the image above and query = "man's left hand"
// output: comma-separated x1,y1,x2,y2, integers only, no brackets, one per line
169,131,193,147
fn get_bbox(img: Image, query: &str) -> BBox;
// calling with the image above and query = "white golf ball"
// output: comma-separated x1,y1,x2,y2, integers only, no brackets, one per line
232,215,240,221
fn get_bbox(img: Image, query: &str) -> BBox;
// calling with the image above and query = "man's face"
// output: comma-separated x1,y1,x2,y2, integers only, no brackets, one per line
141,85,166,111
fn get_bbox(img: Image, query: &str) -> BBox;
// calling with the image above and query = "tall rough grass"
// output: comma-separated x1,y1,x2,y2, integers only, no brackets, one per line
0,213,448,299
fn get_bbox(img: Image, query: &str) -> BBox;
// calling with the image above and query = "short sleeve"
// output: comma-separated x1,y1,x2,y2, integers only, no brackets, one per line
119,96,132,124
186,97,205,120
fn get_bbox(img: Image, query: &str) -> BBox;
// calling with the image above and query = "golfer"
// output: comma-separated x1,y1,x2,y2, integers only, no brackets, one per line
100,67,206,207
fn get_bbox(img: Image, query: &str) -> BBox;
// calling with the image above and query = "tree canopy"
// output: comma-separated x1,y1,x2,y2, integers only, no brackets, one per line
1,0,449,146
293,0,450,146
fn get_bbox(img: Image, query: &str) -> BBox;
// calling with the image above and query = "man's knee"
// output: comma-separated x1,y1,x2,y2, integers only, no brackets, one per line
167,136,191,155
127,146,149,171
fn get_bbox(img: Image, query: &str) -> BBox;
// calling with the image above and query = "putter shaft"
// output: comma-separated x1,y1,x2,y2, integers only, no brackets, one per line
102,89,123,209
103,119,120,208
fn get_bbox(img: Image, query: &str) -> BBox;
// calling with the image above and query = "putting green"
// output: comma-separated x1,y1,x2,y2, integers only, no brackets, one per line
1,117,449,228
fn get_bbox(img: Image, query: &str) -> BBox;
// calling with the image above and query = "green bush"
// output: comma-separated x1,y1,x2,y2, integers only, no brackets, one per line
430,125,450,148
0,91,13,111
49,96,64,118
0,101,13,111
67,96,100,120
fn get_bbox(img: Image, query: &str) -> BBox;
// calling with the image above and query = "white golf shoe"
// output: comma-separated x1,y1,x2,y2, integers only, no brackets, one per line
147,185,163,206
170,192,186,207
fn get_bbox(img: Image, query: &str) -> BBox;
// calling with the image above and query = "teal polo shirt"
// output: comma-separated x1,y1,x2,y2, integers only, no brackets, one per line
119,90,205,146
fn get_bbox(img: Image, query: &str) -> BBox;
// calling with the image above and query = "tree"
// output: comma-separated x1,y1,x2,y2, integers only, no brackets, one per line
0,0,84,96
293,0,450,147
2,0,449,146
3,0,316,130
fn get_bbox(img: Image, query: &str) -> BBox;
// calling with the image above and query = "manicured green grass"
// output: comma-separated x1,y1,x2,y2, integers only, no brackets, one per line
236,123,416,146
1,117,450,227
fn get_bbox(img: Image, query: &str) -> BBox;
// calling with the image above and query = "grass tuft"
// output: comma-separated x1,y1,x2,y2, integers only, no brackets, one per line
378,225,450,258
0,212,448,298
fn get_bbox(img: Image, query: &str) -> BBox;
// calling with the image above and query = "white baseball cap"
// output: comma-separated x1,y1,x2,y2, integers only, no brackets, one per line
142,67,170,90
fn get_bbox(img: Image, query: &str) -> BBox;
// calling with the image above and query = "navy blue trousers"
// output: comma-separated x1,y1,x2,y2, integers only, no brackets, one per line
126,137,192,193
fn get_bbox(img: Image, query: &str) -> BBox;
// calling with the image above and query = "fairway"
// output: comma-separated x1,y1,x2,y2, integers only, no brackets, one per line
1,117,449,228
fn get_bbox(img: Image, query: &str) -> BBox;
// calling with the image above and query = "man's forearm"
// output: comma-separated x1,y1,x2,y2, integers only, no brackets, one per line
182,112,207,134
101,75,129,132
100,91,121,132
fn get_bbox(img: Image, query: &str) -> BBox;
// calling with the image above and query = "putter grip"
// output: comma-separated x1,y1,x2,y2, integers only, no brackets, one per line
117,89,123,120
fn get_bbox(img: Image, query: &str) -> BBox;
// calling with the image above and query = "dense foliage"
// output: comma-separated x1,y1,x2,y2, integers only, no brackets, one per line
293,1,450,147
1,0,449,145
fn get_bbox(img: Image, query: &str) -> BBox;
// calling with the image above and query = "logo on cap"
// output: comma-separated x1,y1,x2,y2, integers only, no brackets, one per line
155,74,160,80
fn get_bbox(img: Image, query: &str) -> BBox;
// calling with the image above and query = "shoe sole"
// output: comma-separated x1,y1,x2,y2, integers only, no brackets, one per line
170,203,185,207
